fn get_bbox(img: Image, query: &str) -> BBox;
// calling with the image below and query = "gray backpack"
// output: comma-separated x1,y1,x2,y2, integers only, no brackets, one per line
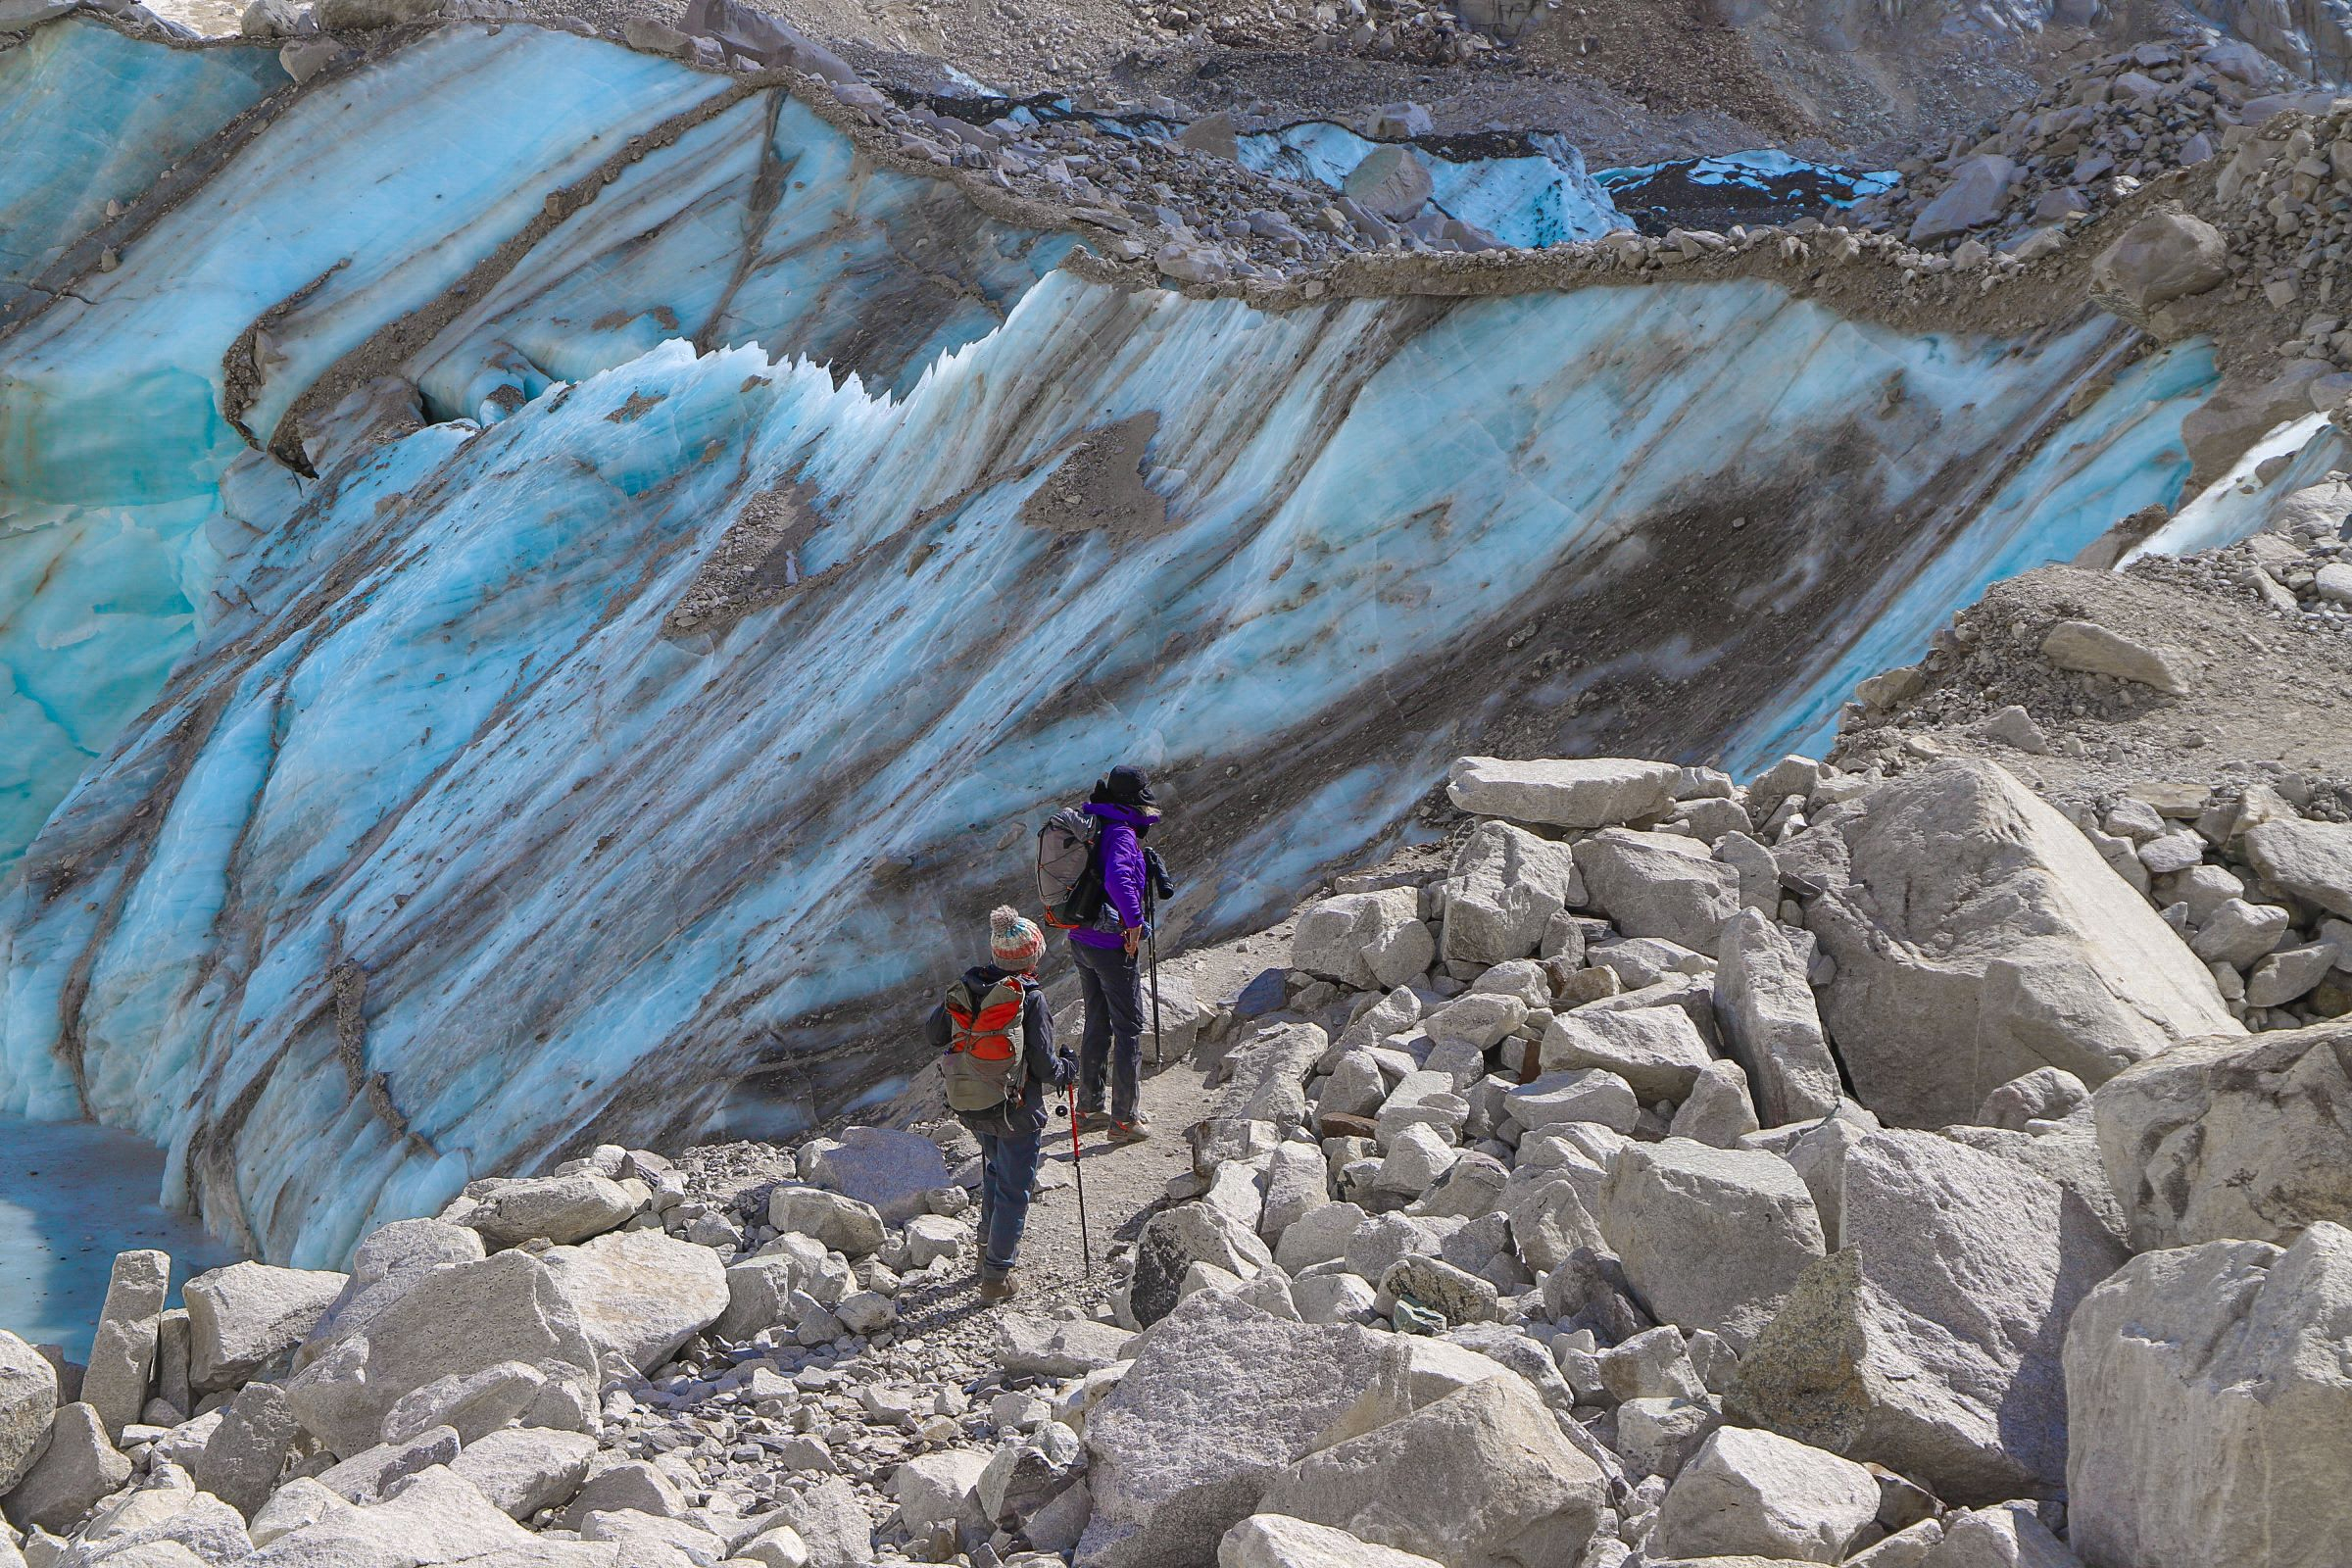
940,973,1030,1113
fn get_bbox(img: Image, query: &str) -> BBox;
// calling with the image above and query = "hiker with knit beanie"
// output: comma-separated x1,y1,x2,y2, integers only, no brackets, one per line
925,905,1072,1302
1068,763,1162,1144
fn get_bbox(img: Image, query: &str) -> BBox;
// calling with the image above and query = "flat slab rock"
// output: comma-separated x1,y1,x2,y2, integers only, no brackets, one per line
1446,756,1679,828
800,1126,951,1227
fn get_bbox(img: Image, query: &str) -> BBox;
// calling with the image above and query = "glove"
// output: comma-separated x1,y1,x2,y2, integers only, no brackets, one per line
1056,1049,1077,1085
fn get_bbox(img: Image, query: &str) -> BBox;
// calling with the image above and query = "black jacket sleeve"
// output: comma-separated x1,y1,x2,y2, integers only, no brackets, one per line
923,1001,951,1053
1023,987,1070,1091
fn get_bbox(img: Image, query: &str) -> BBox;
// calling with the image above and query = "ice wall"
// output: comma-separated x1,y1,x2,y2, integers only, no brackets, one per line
0,20,2232,1265
0,21,1068,871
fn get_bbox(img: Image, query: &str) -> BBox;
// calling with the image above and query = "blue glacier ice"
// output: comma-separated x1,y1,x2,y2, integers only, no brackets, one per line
1234,123,1629,247
0,21,1067,872
1595,149,1899,216
0,16,2284,1268
0,20,283,311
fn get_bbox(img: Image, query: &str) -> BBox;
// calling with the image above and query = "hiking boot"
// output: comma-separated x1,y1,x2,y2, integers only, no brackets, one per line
977,1271,1019,1304
1108,1114,1152,1144
1076,1107,1113,1133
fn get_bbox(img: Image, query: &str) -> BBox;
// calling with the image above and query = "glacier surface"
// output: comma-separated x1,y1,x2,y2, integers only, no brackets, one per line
0,17,2259,1264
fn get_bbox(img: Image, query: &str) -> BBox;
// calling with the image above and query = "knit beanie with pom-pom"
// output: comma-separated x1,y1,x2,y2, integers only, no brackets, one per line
990,906,1046,972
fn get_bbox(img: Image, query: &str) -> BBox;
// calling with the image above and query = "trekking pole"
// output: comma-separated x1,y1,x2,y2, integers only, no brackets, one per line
1145,882,1163,1069
1063,1083,1093,1275
1149,922,1164,1070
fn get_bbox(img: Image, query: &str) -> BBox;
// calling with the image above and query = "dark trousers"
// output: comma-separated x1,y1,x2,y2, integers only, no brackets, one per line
975,1126,1042,1277
1072,937,1144,1122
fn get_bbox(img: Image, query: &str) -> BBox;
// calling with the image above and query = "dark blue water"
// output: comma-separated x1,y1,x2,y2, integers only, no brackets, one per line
0,1118,240,1357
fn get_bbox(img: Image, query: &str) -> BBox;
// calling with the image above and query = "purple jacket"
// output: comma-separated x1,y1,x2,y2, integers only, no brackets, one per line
1070,801,1156,950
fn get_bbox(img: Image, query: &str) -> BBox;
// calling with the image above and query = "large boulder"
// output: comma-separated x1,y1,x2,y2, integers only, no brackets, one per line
540,1229,728,1376
2240,816,2352,918
1506,1069,1638,1135
894,1447,990,1544
1292,889,1435,991
1799,760,2236,1127
82,1250,170,1441
1595,1140,1824,1351
0,1331,59,1494
301,1218,486,1365
1647,1426,1878,1563
380,1360,555,1445
2090,211,2227,320
766,1188,886,1258
680,0,858,80
1344,144,1436,221
1129,1203,1275,1329
447,1426,599,1519
2066,1224,2352,1568
800,1126,951,1227
1572,830,1739,953
2,1401,127,1534
1713,910,1842,1126
2038,620,2183,695
1729,1129,2128,1503
996,1315,1136,1378
1254,1374,1604,1568
1538,1005,1713,1101
458,1172,638,1250
1219,1514,1444,1568
1909,153,2014,243
1922,1504,2082,1568
256,1463,538,1564
72,1485,251,1564
1442,821,1582,966
1077,1294,1390,1568
765,1474,872,1568
1444,757,1678,829
185,1261,350,1393
2092,1019,2352,1250
197,1381,300,1518
285,1250,599,1458
1201,1023,1326,1137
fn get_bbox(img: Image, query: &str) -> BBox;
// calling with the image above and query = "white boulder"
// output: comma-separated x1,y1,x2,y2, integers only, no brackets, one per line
2092,1019,2352,1250
1573,830,1739,953
285,1250,598,1459
0,1331,59,1494
1255,1373,1604,1568
185,1261,349,1393
1442,822,1582,966
1801,760,2236,1127
459,1172,639,1250
2066,1223,2352,1568
1596,1140,1824,1351
1647,1425,1878,1563
1730,1128,2127,1502
1218,1513,1444,1568
1712,909,1841,1126
1292,889,1435,991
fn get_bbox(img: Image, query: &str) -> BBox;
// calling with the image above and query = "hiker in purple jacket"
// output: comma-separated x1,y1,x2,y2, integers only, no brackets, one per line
1070,765,1158,1141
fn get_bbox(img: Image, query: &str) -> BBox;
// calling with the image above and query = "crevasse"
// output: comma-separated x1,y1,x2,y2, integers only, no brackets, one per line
0,16,2259,1265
